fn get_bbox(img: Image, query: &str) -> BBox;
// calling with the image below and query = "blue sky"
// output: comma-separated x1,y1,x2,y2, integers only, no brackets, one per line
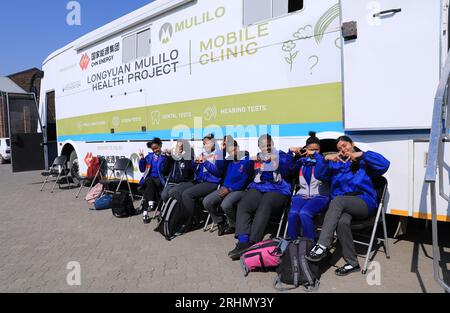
0,0,155,76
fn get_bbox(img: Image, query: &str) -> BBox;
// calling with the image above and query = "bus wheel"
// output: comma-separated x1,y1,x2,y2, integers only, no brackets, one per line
69,150,81,187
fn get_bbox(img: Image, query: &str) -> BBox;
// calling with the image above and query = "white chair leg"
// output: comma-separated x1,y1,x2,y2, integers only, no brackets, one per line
203,214,211,232
152,201,161,219
381,208,390,258
276,210,285,238
40,175,50,191
284,221,289,239
75,181,84,198
51,172,61,193
362,208,382,274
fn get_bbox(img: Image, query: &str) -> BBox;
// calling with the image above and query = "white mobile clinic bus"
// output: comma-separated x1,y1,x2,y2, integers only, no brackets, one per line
6,0,449,226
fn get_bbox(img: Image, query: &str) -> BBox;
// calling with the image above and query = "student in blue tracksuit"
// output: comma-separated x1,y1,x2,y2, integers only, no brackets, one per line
138,137,167,224
181,133,225,232
203,140,253,236
288,132,331,241
305,135,390,276
229,134,293,260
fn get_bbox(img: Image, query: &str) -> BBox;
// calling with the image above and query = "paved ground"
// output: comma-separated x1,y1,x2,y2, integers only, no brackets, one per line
0,163,449,293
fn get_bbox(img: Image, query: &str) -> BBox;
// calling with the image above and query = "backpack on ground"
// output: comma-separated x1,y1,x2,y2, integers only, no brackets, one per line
85,183,104,204
93,194,113,210
240,238,289,276
273,238,321,292
85,156,101,186
154,197,186,241
111,191,135,218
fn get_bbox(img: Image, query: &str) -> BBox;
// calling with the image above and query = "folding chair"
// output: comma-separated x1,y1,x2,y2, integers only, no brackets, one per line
40,156,71,193
75,156,106,199
149,178,171,220
351,176,390,274
276,181,300,238
99,158,134,198
203,184,222,232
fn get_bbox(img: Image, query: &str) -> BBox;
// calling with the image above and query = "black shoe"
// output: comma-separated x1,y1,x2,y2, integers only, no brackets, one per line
228,242,253,260
217,222,227,236
335,264,361,276
143,215,151,224
305,244,328,263
222,226,235,236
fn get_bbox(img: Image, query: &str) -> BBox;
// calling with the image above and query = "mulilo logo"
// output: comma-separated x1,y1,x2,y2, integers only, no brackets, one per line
79,53,90,70
159,23,173,44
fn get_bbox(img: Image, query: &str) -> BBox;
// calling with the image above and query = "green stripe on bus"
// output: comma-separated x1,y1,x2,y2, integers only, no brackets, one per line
57,82,342,136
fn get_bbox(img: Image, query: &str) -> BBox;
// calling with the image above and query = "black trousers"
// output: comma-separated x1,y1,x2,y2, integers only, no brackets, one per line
236,189,290,243
142,177,162,211
181,182,218,227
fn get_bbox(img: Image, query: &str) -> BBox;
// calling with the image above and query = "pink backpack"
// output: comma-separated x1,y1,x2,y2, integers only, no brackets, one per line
240,238,289,276
85,183,104,204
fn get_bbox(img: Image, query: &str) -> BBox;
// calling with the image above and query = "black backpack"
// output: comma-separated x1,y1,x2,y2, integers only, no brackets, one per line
111,191,135,218
273,238,321,292
154,197,186,241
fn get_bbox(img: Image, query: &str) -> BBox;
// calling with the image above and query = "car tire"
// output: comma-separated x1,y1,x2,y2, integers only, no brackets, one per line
69,150,81,187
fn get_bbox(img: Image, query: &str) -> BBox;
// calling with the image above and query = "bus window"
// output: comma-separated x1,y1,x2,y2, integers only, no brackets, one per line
244,0,304,25
123,28,151,63
288,0,304,13
137,29,151,59
123,34,137,63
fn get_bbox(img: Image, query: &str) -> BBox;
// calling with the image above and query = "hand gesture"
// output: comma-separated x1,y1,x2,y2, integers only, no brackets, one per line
290,147,301,155
195,154,205,164
342,151,363,162
139,149,145,159
325,153,348,163
163,148,172,156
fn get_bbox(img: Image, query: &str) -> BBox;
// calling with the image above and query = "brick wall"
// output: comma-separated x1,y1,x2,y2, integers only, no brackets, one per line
8,68,42,103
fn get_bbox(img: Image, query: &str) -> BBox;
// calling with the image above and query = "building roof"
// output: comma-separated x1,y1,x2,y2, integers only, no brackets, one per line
7,67,41,78
0,77,27,94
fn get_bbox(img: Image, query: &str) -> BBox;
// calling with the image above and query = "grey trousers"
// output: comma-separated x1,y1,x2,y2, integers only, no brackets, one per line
202,190,247,226
318,196,369,267
236,189,290,243
161,182,194,203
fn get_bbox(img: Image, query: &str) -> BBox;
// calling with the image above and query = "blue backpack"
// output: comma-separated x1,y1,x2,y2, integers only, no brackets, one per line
93,194,113,210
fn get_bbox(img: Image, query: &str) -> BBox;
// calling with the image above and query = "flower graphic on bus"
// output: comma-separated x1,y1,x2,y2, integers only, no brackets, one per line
79,53,90,71
282,40,298,72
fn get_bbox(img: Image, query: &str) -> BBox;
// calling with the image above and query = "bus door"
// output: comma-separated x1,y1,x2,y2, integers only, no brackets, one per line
6,92,45,172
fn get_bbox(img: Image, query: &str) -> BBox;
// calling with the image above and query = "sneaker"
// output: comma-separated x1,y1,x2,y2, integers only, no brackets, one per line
335,264,361,276
143,215,151,224
305,244,328,262
228,242,253,260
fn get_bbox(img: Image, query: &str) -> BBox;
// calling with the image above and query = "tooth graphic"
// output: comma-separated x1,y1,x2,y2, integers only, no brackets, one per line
130,153,140,172
151,111,161,125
